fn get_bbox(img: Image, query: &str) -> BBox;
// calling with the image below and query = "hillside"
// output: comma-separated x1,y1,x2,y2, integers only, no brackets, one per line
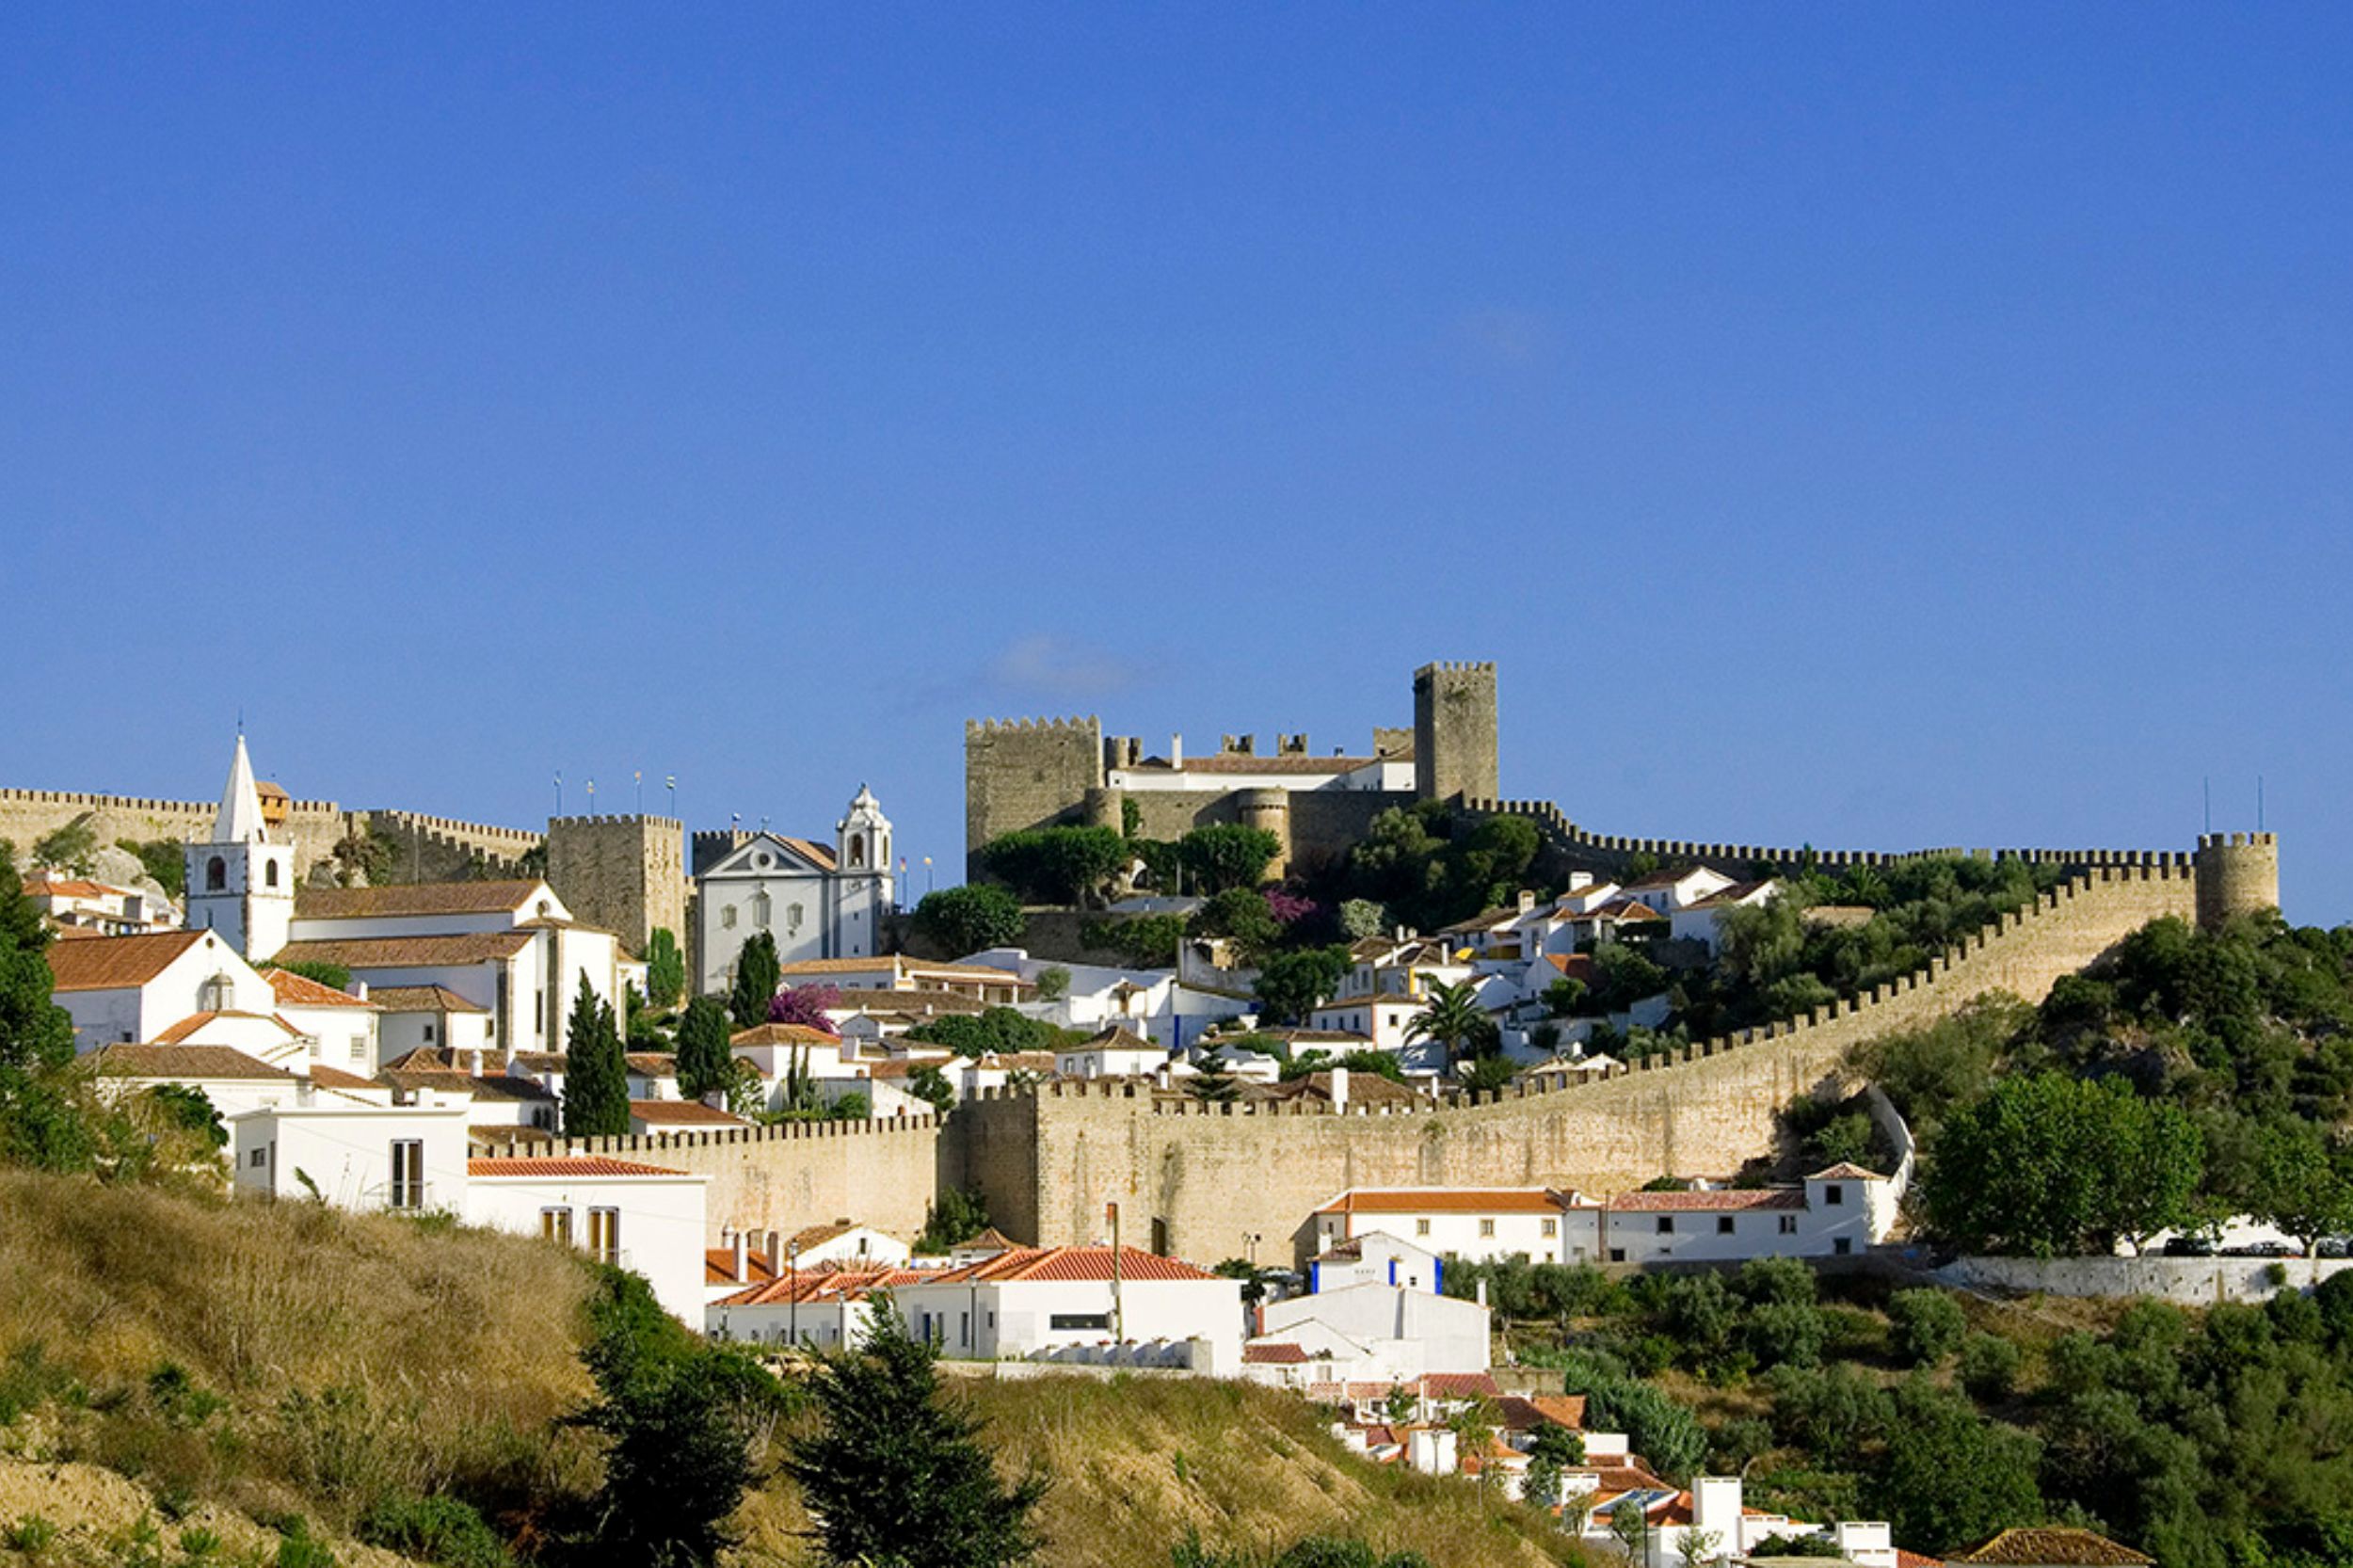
0,1171,1588,1568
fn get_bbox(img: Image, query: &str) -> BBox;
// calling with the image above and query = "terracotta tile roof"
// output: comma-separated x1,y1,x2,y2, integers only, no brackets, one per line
627,1100,746,1127
776,956,1031,986
25,878,119,899
1419,1372,1500,1399
152,1010,302,1045
1896,1554,1943,1568
1497,1393,1589,1431
1072,1025,1160,1054
1608,1186,1808,1212
508,1051,567,1072
294,881,545,920
1806,1161,1887,1181
306,1064,381,1091
625,1053,678,1075
379,1069,553,1103
43,930,210,992
1576,899,1666,922
1544,953,1597,982
1948,1528,2153,1566
90,1044,295,1080
954,1226,1021,1253
730,1022,841,1046
467,1157,688,1178
716,1264,925,1307
1243,1342,1311,1365
1318,1188,1575,1216
1305,1381,1347,1404
274,933,535,969
705,1248,781,1287
263,968,377,1009
1622,868,1720,891
931,1245,1221,1284
1681,880,1778,910
365,984,488,1014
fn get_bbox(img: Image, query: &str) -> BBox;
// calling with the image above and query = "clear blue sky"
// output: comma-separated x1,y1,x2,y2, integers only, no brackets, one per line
4,7,2347,920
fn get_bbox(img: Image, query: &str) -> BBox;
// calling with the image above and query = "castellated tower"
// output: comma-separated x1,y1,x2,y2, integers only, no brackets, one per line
1413,661,1499,805
544,815,686,957
2194,832,2281,931
963,716,1104,878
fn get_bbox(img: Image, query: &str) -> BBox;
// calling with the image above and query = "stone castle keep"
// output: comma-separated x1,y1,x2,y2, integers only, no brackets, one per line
964,660,1500,878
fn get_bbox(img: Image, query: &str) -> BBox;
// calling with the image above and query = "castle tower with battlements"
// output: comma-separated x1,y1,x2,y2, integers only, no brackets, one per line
1413,661,1498,805
2194,832,2281,930
544,814,686,958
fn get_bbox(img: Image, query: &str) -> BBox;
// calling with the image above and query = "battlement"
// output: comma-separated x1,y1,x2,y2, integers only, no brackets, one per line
363,808,541,848
556,1112,940,1157
547,813,682,830
1415,660,1497,676
2200,832,2277,850
966,717,1101,735
0,788,340,815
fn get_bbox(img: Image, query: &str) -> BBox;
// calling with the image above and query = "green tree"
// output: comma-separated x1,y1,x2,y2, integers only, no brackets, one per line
1887,1289,1968,1368
1081,913,1184,968
561,976,631,1138
674,997,735,1102
1923,1071,2203,1256
908,1064,955,1117
916,884,1028,956
574,1269,789,1566
273,959,353,992
1957,1333,2021,1402
785,1303,1046,1568
981,826,1128,905
728,930,782,1030
0,844,88,1172
1187,1063,1240,1104
30,820,98,875
1457,1055,1517,1095
826,1091,871,1121
2246,1118,2353,1255
1191,888,1281,967
116,839,187,898
1404,981,1487,1067
1255,945,1352,1025
1176,825,1281,893
1337,899,1387,941
1865,1381,2043,1556
643,927,687,1009
1033,966,1070,1002
918,1187,991,1253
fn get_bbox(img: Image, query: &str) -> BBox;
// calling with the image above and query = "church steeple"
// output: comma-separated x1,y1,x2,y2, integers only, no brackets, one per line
213,733,268,845
185,732,295,960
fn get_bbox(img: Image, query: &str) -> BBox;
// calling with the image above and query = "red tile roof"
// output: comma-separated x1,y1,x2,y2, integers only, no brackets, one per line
43,930,211,992
89,1044,294,1081
729,1022,841,1046
705,1248,782,1287
264,968,377,1009
273,933,535,969
626,1100,747,1127
307,1064,381,1091
466,1157,688,1178
1418,1372,1500,1400
1607,1186,1807,1212
295,881,545,920
152,1010,302,1045
1948,1528,2154,1566
1243,1342,1310,1365
932,1245,1222,1284
365,984,488,1013
1806,1161,1887,1181
1318,1189,1574,1216
1497,1393,1589,1431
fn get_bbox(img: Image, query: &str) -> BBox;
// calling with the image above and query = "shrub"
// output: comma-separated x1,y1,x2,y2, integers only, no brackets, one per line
1887,1289,1968,1368
1957,1333,2022,1402
916,885,1029,955
358,1496,511,1568
1746,1302,1829,1369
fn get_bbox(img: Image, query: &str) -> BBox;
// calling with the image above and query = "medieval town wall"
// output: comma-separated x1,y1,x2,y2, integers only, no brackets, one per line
557,1115,944,1243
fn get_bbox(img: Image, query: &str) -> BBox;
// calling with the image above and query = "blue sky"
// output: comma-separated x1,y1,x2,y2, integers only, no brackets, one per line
3,7,2347,920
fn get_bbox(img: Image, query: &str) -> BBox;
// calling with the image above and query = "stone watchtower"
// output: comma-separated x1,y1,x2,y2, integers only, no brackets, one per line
544,814,687,957
2193,832,2281,930
1413,661,1499,805
962,717,1104,878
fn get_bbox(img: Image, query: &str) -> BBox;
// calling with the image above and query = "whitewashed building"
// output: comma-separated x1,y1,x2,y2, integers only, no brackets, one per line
182,735,297,961
464,1155,710,1323
1593,1165,1897,1265
692,787,897,995
1311,1189,1582,1266
47,929,276,1051
230,1084,472,1212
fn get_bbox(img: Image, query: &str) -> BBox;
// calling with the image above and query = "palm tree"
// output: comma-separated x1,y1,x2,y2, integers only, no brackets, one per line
1404,981,1487,1068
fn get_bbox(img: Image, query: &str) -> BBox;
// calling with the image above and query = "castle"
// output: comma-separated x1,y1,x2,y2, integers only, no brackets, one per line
964,661,1500,878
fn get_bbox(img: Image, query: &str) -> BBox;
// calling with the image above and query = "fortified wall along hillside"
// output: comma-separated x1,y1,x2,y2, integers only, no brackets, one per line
579,846,2268,1257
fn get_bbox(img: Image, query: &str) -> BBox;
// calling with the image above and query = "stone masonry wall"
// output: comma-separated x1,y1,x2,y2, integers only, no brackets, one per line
558,1117,943,1243
1118,788,1410,876
0,790,349,877
357,810,538,883
545,815,686,957
954,862,2200,1263
963,718,1104,877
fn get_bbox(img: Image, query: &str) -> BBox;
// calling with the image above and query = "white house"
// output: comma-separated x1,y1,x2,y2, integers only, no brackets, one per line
230,1085,473,1213
24,876,178,936
1668,880,1782,952
47,929,276,1051
264,967,381,1073
1254,1280,1491,1384
1311,1189,1582,1265
692,787,897,996
182,735,297,961
463,1155,710,1323
774,954,1032,1006
1309,1231,1443,1294
956,948,1256,1050
1592,1165,1898,1265
1054,1025,1169,1080
1619,866,1737,917
1590,1474,1907,1568
90,1043,310,1120
893,1246,1243,1371
706,1263,911,1352
272,880,624,1060
368,984,495,1064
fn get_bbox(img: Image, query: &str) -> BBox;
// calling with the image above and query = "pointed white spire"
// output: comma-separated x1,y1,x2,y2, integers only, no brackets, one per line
213,734,267,844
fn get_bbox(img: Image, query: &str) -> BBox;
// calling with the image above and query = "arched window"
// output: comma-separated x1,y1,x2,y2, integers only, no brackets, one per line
264,859,280,888
205,856,227,892
848,837,866,868
751,891,772,927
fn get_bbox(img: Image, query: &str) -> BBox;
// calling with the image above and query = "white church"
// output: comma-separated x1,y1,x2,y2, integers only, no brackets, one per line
693,785,897,996
184,734,297,960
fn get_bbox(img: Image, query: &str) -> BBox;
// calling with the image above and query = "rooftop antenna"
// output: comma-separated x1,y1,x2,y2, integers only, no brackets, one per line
2203,776,2211,835
2258,776,2265,832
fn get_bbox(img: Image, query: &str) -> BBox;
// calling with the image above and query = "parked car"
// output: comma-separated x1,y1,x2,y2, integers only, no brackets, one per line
2224,1241,2299,1257
2163,1236,2215,1257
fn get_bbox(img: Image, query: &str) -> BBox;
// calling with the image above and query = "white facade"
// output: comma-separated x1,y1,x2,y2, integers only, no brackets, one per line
693,791,897,995
1257,1281,1491,1379
49,929,276,1051
1596,1168,1897,1265
182,736,297,961
24,877,179,936
1311,1231,1443,1293
1313,1190,1579,1265
464,1159,710,1324
895,1267,1242,1367
230,1089,472,1212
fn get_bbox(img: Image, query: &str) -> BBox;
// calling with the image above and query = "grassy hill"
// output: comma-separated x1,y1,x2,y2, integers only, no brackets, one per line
0,1171,1589,1568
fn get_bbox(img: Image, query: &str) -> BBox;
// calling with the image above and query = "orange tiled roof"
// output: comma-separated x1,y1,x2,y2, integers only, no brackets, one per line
1948,1528,2154,1566
467,1157,688,1178
1607,1186,1807,1212
273,933,535,969
627,1100,746,1127
294,881,545,920
364,984,488,1013
1806,1161,1887,1181
43,930,210,992
90,1044,294,1080
1243,1342,1310,1364
932,1245,1221,1284
307,1064,381,1091
152,1010,302,1045
264,968,377,1009
730,1022,841,1046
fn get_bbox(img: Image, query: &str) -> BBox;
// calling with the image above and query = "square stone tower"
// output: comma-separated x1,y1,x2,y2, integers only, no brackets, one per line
963,717,1104,878
1413,662,1499,804
544,814,686,957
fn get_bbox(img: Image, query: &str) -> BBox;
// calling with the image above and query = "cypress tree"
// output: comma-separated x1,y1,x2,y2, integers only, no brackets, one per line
728,930,781,1030
0,844,90,1171
562,974,631,1138
674,996,734,1102
643,927,687,1009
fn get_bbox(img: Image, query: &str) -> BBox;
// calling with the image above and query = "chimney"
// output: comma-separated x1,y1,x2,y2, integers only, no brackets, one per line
764,1229,785,1275
1328,1065,1349,1113
1475,1277,1488,1308
731,1229,748,1281
1517,889,1537,914
1693,1476,1742,1548
1169,732,1184,769
1568,872,1593,891
352,980,368,1000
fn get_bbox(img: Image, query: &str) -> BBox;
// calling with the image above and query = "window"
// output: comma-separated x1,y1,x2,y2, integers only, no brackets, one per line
1416,1218,1432,1237
1778,1215,1799,1235
1824,1184,1846,1206
1478,1219,1496,1239
205,856,227,892
424,1023,436,1044
1609,1248,1626,1263
264,859,280,888
1833,1238,1853,1256
587,1208,620,1265
1716,1216,1736,1235
722,905,738,929
848,837,866,868
750,891,771,926
389,1140,424,1209
1656,1216,1674,1234
249,1147,267,1169
1541,1218,1557,1238
349,1036,366,1063
541,1207,573,1244
1048,1313,1111,1332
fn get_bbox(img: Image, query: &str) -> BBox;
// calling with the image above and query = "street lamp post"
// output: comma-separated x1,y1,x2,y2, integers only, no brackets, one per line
788,1240,802,1348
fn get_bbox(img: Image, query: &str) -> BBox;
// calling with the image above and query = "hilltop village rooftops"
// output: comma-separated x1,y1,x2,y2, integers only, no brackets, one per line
292,881,549,920
261,968,377,1009
90,1044,296,1081
42,930,209,990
